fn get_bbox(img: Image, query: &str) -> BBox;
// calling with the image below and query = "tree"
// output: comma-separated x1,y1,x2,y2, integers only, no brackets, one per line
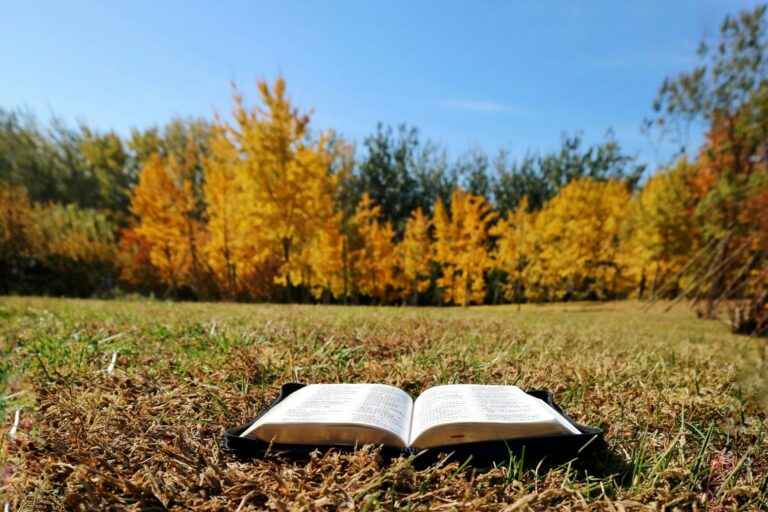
78,127,131,214
453,147,492,199
650,4,768,323
125,119,209,185
0,182,37,293
398,208,433,304
525,178,631,301
203,121,264,300
491,197,534,304
492,152,544,214
27,202,118,296
218,77,343,300
118,223,163,296
492,132,645,212
412,142,457,215
0,181,118,296
128,141,207,298
0,109,90,208
350,194,399,303
301,221,346,302
624,160,701,298
352,124,421,236
432,189,496,306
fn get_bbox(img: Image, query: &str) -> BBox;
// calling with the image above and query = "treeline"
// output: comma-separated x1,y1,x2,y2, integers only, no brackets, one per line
0,94,645,304
1,6,766,332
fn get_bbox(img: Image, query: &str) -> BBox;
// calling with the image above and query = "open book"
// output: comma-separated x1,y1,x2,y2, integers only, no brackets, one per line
241,384,581,450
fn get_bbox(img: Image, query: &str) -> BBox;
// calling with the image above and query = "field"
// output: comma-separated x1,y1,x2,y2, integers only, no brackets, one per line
1,297,767,510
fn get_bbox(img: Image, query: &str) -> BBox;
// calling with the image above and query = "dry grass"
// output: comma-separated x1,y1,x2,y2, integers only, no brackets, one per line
1,297,767,510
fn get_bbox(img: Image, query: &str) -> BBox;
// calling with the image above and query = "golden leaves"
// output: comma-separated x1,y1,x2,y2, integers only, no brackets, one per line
433,190,496,306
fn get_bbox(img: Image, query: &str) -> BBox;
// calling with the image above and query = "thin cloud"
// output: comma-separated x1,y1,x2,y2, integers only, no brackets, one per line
441,99,528,115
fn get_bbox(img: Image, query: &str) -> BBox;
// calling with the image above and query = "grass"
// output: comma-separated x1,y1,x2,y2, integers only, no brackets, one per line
1,296,766,510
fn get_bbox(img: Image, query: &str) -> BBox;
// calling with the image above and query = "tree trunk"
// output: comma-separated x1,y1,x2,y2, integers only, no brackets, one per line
342,236,349,305
462,271,470,308
283,238,292,303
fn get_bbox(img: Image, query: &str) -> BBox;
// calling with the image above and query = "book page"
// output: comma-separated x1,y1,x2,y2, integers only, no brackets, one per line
241,384,413,447
410,385,576,447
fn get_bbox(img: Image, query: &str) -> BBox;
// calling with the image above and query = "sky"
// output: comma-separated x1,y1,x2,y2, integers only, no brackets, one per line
1,0,763,172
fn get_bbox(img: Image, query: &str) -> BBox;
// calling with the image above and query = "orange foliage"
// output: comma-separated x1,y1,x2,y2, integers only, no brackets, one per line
127,142,207,297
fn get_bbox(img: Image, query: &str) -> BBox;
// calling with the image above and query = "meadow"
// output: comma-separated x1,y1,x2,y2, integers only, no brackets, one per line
1,296,767,510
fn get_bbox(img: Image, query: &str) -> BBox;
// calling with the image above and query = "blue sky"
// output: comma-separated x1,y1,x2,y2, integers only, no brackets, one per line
1,0,762,171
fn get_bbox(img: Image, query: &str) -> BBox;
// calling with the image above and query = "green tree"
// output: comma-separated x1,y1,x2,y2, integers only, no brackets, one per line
352,124,421,236
493,132,644,213
0,108,85,206
79,127,131,213
453,147,492,199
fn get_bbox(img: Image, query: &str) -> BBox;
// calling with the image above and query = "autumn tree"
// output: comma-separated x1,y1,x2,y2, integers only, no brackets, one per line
398,208,433,304
203,121,261,299
0,182,37,293
350,194,399,303
624,160,701,298
650,4,768,323
525,178,631,301
211,78,344,301
28,202,117,296
299,221,346,302
118,224,163,296
127,141,207,298
491,197,534,304
1,182,118,296
432,189,496,306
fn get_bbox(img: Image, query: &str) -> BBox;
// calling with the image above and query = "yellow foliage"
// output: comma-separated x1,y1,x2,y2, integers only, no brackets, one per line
398,208,433,304
204,122,272,299
351,194,399,303
1,182,117,295
128,141,206,296
624,160,701,297
524,178,631,301
30,203,117,266
432,189,496,306
298,223,346,301
209,77,345,298
1,182,116,267
491,197,533,302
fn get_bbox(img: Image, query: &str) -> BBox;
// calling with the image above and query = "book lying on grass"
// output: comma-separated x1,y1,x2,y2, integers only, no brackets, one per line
224,383,604,465
240,383,581,449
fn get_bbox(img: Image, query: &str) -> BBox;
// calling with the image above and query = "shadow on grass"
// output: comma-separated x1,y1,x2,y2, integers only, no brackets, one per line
565,444,634,484
412,442,632,485
226,440,633,489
